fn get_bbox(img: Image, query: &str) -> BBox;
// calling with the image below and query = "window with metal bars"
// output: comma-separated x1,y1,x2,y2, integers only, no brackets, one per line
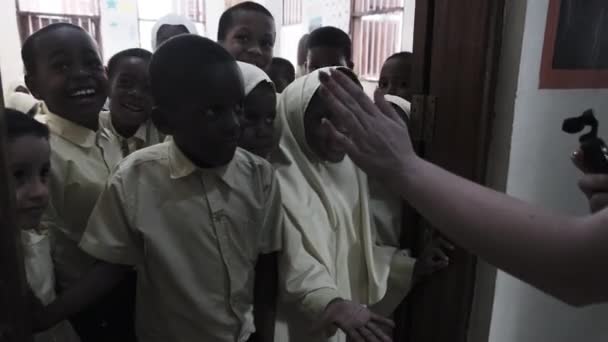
283,0,302,26
16,0,102,50
351,0,404,81
137,0,205,51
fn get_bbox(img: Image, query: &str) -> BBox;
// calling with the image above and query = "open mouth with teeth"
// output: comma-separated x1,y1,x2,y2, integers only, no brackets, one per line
69,88,97,98
121,102,145,112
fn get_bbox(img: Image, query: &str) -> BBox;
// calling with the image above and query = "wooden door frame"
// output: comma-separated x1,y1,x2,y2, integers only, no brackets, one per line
395,0,505,341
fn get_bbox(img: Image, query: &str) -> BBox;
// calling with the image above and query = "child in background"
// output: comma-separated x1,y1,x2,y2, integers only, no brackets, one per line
379,52,413,101
218,1,276,70
100,48,162,157
5,80,41,116
151,13,198,50
267,57,295,93
296,34,309,77
236,61,277,159
22,23,133,341
273,67,446,342
306,26,353,73
384,94,411,125
5,109,80,342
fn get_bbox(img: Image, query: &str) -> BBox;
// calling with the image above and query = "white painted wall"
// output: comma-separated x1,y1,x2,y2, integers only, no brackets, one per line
488,1,608,341
0,0,25,95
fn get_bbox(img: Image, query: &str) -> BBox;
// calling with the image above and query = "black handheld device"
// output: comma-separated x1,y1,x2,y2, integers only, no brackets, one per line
562,109,608,173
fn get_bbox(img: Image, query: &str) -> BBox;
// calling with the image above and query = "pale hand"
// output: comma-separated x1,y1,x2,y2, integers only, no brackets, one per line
320,299,394,342
318,69,418,190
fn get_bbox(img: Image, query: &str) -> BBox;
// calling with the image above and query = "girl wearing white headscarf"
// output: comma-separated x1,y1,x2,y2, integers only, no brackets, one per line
273,67,418,342
5,79,40,116
383,94,411,123
151,14,198,50
236,61,278,159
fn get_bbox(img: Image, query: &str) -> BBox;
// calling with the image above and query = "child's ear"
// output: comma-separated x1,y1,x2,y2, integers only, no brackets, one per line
150,106,173,136
24,74,42,100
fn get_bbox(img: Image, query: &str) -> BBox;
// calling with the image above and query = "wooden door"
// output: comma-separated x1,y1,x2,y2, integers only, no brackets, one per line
394,0,505,341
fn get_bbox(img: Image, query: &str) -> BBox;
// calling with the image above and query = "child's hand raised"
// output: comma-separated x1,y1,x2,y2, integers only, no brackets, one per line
316,298,394,342
413,237,453,281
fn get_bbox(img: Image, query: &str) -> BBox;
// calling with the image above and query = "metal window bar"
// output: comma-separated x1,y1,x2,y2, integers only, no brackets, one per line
351,0,404,81
283,0,302,26
17,12,102,50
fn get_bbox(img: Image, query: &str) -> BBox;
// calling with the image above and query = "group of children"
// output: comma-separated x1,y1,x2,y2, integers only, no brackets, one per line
5,2,449,342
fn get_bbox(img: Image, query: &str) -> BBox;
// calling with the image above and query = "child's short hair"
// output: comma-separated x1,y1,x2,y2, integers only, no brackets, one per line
308,26,352,62
107,48,153,78
4,109,49,141
217,1,274,41
270,57,295,79
385,51,413,64
150,34,238,107
21,23,88,76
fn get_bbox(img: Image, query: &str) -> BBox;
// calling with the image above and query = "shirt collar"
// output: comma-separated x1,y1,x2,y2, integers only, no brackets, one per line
41,112,97,148
168,140,239,188
107,111,148,143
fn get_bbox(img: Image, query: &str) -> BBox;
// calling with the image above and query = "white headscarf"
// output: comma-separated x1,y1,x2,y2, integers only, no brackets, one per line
5,79,40,116
384,94,411,120
237,61,275,95
151,14,198,50
274,67,412,310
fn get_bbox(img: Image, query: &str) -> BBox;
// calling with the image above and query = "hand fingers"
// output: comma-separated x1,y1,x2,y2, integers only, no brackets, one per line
357,326,383,342
373,88,405,126
322,118,359,156
329,69,380,120
438,238,455,251
367,322,393,342
319,81,367,138
589,193,608,213
319,71,370,132
572,150,588,173
578,174,608,198
370,312,395,329
344,327,365,342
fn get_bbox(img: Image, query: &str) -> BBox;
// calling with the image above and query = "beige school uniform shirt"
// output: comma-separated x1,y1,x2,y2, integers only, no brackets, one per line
80,141,283,342
274,68,416,342
98,111,163,157
37,112,122,290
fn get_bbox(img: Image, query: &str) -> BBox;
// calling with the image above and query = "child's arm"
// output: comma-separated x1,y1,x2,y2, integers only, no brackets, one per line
249,252,278,342
33,261,130,332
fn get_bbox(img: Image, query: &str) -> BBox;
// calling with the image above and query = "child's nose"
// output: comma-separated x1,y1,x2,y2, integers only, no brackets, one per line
247,44,263,56
28,178,49,202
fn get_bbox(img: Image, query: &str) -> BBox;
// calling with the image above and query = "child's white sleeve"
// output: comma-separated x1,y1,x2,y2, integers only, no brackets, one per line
79,172,142,266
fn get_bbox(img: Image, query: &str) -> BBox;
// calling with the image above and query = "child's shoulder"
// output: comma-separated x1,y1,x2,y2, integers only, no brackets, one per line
114,142,171,175
233,147,274,173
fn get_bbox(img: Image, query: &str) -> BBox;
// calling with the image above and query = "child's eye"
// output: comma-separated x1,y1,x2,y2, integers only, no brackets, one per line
400,81,409,87
51,61,70,72
40,165,50,184
13,169,26,186
236,34,250,43
264,115,274,125
261,40,274,49
118,77,134,88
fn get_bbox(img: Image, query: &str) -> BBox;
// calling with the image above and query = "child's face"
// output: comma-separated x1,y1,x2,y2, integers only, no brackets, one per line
156,25,189,48
27,27,108,129
109,57,153,133
8,135,50,230
221,10,276,70
306,47,349,73
304,92,349,163
379,57,412,101
169,63,244,167
238,83,277,158
267,66,290,93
